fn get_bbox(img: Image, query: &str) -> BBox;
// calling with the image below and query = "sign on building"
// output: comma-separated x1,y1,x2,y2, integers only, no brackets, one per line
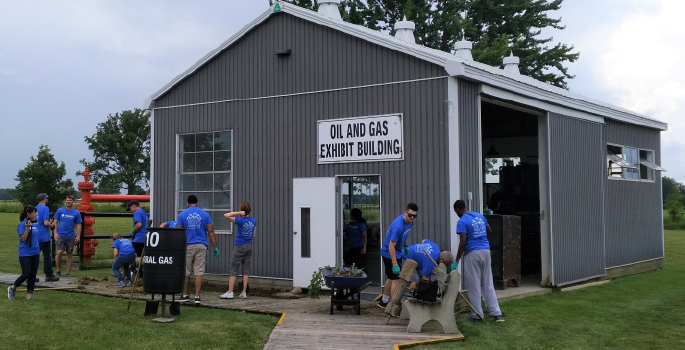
317,114,404,164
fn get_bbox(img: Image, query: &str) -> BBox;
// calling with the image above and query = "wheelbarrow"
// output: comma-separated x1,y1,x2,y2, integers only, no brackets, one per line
323,267,371,315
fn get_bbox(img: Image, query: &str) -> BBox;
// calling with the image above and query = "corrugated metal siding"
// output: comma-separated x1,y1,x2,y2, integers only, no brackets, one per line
548,113,606,285
457,80,482,212
152,13,450,279
604,120,663,267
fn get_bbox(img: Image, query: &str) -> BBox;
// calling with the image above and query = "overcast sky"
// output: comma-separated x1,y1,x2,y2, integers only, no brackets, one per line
1,0,683,190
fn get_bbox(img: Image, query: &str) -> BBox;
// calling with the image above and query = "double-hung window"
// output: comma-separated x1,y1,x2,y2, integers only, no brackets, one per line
606,143,664,181
178,131,232,233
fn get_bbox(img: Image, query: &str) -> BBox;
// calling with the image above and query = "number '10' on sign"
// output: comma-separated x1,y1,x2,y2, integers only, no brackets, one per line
146,231,159,247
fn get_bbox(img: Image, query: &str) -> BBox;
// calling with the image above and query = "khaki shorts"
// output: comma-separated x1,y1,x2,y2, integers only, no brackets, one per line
185,244,207,276
229,244,253,276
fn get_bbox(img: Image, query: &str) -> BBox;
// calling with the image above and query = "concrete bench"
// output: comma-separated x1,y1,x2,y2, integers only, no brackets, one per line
403,269,461,334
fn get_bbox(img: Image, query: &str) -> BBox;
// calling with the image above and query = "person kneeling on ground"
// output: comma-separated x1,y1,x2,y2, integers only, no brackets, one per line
111,233,136,287
221,202,257,299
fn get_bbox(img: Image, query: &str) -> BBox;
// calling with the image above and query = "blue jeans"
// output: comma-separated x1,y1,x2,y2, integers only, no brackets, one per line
15,255,40,293
112,253,136,282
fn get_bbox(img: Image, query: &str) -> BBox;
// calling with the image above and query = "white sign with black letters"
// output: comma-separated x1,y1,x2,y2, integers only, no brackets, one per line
317,114,404,164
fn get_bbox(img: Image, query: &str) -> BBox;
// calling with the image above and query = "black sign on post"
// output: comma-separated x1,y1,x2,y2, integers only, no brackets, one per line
143,227,187,295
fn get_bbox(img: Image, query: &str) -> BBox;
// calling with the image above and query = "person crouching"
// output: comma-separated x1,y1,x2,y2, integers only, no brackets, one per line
111,233,136,287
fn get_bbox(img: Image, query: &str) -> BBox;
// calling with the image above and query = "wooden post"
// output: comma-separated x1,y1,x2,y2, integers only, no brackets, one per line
384,259,417,317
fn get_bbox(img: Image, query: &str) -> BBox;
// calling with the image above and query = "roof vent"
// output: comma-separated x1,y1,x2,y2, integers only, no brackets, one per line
318,0,342,21
503,52,520,74
394,16,416,44
454,40,473,61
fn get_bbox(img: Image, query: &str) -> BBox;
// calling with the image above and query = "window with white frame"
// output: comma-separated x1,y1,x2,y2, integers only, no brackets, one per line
606,144,664,181
178,131,232,232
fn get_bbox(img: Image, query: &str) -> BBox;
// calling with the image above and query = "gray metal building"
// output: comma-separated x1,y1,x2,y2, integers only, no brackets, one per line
144,2,667,288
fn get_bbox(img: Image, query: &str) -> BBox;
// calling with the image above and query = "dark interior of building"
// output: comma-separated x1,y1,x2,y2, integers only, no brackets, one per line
481,102,542,278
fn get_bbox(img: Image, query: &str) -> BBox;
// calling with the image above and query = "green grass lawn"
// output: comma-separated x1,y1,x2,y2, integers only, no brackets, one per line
0,212,277,349
421,230,685,350
0,291,278,350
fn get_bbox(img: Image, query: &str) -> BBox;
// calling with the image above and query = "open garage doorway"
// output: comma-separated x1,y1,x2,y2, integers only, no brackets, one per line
481,101,543,286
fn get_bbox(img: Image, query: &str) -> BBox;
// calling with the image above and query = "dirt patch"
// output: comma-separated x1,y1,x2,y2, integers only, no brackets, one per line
76,276,100,285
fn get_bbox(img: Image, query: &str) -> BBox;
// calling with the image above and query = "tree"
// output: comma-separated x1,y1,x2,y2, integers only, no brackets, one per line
11,145,74,212
664,189,685,221
662,176,685,207
0,189,15,200
280,0,579,88
79,109,150,195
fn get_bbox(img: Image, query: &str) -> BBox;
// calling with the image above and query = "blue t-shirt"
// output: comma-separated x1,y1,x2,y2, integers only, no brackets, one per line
407,239,440,277
112,238,135,256
234,216,257,246
346,221,367,249
17,221,40,257
35,204,51,242
165,221,176,228
176,206,212,247
381,214,413,259
132,208,148,243
457,212,490,254
55,207,83,239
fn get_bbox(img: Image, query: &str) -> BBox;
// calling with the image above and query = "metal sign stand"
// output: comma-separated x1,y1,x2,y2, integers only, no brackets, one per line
153,294,175,323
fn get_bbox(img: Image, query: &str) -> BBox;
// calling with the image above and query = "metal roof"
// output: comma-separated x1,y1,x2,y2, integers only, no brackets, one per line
145,2,667,131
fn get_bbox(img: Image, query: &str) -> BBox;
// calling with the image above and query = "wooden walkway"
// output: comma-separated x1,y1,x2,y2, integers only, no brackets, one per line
0,272,464,349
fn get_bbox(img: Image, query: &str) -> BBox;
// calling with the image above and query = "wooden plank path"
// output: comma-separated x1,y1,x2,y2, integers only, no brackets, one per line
0,272,464,349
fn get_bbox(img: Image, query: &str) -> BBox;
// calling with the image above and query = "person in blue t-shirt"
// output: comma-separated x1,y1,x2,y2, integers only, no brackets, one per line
175,195,218,305
453,199,504,322
126,200,148,277
405,239,453,289
35,193,58,282
8,206,41,300
160,221,177,228
53,195,82,277
378,202,418,308
111,233,136,287
221,202,257,300
344,208,367,269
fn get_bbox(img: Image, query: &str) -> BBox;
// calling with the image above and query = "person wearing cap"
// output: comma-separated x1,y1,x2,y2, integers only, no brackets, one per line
405,239,453,290
35,193,58,282
175,195,218,305
53,195,82,276
127,200,148,278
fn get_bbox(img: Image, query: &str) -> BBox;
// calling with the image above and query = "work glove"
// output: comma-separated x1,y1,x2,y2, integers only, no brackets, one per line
213,248,220,258
129,231,135,238
392,265,400,275
451,261,459,271
403,247,410,256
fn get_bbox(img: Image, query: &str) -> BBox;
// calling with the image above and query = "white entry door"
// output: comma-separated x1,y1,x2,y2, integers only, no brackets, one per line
293,177,337,288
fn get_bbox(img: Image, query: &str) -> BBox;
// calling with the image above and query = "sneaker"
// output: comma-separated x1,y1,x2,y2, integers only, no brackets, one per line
194,296,201,305
220,291,234,299
65,273,71,277
114,281,126,288
55,271,61,277
239,291,247,299
494,315,505,322
377,300,388,308
8,286,15,300
34,277,40,283
45,276,60,282
125,280,131,287
464,315,484,322
178,295,190,303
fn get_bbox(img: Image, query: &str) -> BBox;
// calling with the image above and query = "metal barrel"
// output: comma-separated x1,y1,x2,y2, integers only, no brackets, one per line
143,227,186,295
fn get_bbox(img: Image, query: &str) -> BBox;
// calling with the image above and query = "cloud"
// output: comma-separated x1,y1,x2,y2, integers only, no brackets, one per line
598,0,685,182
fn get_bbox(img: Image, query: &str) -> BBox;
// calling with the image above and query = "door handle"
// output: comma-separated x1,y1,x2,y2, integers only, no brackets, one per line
293,231,297,235
539,210,545,220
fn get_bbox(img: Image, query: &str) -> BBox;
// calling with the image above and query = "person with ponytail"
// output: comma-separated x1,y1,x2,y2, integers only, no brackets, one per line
8,206,41,300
